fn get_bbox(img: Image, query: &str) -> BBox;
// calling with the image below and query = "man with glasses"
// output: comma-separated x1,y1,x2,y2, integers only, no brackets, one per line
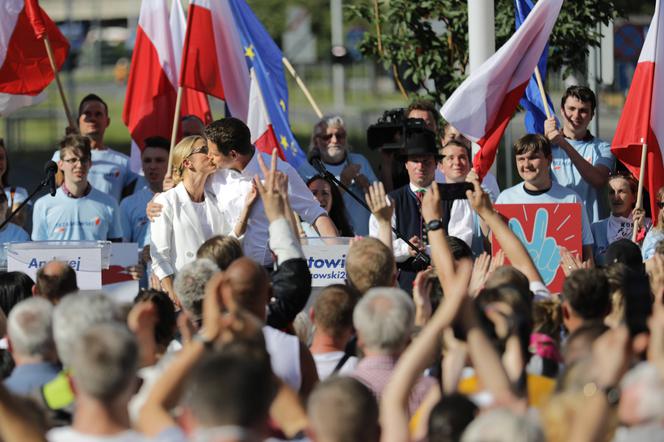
33,135,123,241
52,94,137,202
310,116,377,235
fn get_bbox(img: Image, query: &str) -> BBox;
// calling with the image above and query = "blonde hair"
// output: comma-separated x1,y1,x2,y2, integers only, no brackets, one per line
171,135,206,185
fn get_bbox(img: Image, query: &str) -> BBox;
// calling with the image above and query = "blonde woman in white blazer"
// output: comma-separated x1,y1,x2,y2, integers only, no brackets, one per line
150,135,254,304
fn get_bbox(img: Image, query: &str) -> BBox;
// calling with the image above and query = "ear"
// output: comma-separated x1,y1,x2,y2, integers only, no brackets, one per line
6,337,13,354
105,116,111,128
632,332,649,356
309,306,315,322
32,284,38,296
562,302,571,320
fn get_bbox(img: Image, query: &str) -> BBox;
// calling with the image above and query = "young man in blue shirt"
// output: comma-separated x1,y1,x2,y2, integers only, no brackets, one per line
33,135,123,241
52,94,137,202
544,86,615,223
497,134,594,262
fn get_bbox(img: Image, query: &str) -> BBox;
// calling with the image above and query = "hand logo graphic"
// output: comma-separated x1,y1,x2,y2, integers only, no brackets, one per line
508,208,560,285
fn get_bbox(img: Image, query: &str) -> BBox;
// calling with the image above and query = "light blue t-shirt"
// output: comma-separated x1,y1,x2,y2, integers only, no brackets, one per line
120,186,153,248
496,182,594,245
642,228,664,261
0,223,30,268
551,136,615,223
322,152,377,236
32,187,123,241
52,148,137,203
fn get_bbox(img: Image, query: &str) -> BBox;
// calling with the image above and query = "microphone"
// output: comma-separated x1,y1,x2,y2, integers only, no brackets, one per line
308,149,327,176
43,161,58,197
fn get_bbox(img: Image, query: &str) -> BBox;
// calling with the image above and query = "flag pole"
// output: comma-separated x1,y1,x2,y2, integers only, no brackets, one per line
633,139,648,242
43,36,76,129
533,66,552,120
282,57,323,119
167,87,184,176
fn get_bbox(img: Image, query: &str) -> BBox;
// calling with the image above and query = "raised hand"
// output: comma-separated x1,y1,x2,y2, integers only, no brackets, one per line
509,208,560,285
465,175,493,218
365,181,393,224
255,149,287,222
421,183,442,223
469,252,492,297
544,117,562,144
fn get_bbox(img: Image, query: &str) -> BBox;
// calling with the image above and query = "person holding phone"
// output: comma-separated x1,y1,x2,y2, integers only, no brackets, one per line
369,128,472,292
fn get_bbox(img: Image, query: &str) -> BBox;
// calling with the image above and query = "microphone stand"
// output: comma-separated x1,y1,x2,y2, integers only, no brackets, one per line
312,161,431,266
0,174,52,231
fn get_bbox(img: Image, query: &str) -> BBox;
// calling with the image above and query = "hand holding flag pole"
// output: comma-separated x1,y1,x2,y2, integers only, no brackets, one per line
533,66,552,120
25,0,76,129
633,138,648,242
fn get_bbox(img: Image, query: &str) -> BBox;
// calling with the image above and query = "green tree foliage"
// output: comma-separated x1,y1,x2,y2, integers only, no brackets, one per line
347,0,623,107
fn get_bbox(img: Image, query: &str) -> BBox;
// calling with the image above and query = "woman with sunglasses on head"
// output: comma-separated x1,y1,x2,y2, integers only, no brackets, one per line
591,174,651,264
150,135,256,305
642,186,664,260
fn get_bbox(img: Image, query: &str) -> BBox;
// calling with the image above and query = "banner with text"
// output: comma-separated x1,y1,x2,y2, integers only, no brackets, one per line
301,238,350,287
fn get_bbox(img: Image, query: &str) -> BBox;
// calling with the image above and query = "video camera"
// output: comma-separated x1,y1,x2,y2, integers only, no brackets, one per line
366,108,428,150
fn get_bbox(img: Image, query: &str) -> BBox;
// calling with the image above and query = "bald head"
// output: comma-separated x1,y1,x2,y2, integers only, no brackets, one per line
225,258,270,319
35,260,78,304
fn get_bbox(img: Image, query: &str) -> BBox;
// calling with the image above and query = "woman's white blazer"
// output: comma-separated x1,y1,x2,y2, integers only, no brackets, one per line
150,183,230,280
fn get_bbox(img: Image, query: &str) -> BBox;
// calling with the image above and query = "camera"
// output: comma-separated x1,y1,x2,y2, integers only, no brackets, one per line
367,108,429,150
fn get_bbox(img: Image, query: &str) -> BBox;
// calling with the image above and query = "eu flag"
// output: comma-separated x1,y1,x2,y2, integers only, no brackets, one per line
515,0,558,135
229,0,315,177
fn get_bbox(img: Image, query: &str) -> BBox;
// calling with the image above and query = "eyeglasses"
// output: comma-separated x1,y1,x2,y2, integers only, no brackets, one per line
62,157,91,165
318,132,346,141
187,145,209,158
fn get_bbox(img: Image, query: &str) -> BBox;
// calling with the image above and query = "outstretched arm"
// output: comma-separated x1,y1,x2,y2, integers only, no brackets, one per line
466,176,543,285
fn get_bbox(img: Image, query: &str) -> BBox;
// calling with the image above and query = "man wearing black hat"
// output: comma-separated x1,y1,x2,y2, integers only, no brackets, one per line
369,128,446,292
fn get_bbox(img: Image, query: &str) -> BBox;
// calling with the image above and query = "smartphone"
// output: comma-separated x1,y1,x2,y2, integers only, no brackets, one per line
437,182,474,200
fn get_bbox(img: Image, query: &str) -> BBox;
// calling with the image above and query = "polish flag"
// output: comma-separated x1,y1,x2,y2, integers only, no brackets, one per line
0,0,69,114
180,0,250,121
247,69,283,159
123,0,211,172
440,0,563,180
611,0,664,218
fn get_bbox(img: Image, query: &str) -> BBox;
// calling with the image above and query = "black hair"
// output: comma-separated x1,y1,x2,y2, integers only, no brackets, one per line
203,118,253,156
78,93,108,116
428,393,478,442
134,289,177,350
0,271,34,316
561,85,596,113
143,136,170,152
306,176,354,237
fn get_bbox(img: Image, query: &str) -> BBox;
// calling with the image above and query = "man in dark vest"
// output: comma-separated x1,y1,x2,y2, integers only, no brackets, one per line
369,128,443,292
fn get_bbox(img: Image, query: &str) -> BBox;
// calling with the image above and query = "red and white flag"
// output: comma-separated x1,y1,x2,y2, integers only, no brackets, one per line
247,69,283,159
611,0,664,218
0,0,69,114
440,0,563,180
180,0,250,121
122,0,211,171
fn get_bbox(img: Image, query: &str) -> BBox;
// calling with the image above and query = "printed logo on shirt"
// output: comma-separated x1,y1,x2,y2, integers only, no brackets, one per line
94,216,101,226
54,226,66,234
53,219,102,234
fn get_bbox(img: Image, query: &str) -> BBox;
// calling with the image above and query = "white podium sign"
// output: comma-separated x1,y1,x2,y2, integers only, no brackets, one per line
7,242,104,289
301,237,351,287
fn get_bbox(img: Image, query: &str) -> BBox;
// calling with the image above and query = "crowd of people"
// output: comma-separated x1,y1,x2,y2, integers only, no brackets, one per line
0,83,663,442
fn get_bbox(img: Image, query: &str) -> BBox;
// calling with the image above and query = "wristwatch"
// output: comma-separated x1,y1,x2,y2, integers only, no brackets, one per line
426,218,444,232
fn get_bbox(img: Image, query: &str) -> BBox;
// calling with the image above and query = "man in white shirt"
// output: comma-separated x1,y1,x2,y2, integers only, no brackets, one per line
203,118,338,266
52,94,137,202
496,133,594,262
369,128,447,292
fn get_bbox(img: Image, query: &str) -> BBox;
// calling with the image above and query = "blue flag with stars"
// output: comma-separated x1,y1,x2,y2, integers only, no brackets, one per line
515,0,558,135
229,0,315,177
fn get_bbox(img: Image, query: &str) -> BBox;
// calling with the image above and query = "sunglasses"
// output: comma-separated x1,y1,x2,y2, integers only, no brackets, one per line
657,201,664,209
187,145,209,158
318,132,346,141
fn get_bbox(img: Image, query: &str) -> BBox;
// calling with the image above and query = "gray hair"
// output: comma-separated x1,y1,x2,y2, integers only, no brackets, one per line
174,259,219,320
70,322,138,401
353,287,414,354
461,408,544,442
7,297,54,358
52,292,123,367
309,115,347,151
